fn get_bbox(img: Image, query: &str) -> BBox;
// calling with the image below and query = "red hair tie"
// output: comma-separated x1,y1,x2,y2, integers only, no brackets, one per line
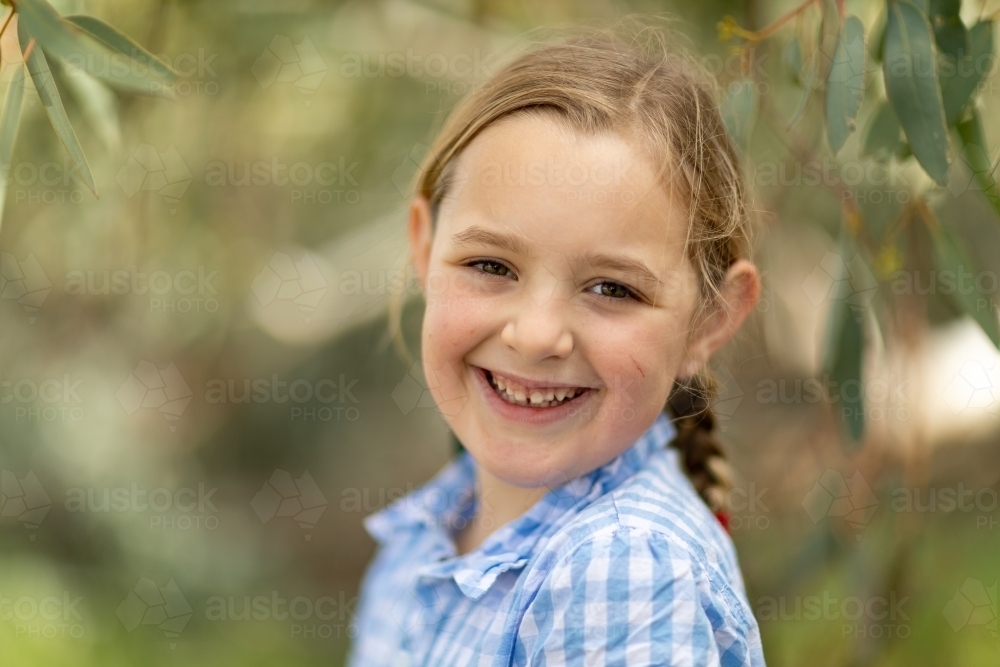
714,511,731,534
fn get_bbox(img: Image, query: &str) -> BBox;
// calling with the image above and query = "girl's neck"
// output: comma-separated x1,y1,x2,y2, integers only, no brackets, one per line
454,466,549,556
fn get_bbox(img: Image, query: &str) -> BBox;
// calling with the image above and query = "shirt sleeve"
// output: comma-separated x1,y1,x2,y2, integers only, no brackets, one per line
516,528,721,667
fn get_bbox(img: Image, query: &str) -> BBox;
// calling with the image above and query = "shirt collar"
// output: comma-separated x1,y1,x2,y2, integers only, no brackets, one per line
363,411,678,599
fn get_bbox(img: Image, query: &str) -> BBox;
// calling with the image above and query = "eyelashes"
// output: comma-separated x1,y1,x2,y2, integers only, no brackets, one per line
463,259,639,303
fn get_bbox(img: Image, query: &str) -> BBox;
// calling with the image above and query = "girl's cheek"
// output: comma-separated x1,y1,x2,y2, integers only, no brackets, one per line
425,274,493,351
588,314,684,398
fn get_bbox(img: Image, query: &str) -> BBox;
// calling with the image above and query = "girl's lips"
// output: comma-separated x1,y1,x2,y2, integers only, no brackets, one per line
472,365,595,425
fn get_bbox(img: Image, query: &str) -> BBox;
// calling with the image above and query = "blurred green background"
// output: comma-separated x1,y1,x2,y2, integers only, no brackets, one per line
1,0,999,665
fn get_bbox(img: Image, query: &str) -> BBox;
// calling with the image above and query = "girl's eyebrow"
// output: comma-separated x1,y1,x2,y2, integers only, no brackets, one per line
585,254,663,291
451,226,532,256
451,225,663,291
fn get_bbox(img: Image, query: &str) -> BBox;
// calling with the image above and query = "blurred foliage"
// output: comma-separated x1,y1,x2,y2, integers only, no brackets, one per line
721,0,1000,443
0,1,998,666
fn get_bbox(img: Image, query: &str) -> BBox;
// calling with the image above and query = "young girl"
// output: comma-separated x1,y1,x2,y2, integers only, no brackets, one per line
348,20,766,667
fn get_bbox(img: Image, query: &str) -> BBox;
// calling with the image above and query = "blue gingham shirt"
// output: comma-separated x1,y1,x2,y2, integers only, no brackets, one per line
347,412,766,666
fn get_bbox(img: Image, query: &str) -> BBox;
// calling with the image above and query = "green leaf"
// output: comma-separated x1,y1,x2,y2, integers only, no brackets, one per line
787,54,818,130
16,0,173,96
0,65,26,234
65,15,178,83
940,21,994,126
19,19,97,196
955,111,1000,218
930,217,1000,349
870,8,887,63
821,245,875,445
721,80,758,151
60,67,122,152
883,0,951,184
929,0,967,59
827,15,867,154
862,101,903,158
826,289,866,444
816,0,841,83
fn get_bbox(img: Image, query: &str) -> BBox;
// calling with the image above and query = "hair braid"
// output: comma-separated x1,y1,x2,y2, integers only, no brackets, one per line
666,374,733,518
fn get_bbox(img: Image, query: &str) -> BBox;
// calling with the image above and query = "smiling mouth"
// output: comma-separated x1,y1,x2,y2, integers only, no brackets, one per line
484,369,591,408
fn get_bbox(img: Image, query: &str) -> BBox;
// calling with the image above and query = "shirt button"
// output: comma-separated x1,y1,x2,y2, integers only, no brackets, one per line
392,651,412,667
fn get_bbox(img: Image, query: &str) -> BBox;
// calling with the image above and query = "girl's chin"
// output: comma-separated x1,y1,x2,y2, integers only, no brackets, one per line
464,437,585,490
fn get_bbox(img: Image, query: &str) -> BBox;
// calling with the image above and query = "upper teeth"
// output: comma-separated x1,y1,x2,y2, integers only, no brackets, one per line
489,371,585,407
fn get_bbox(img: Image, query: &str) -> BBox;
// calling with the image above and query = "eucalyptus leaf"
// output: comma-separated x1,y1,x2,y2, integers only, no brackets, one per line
17,0,172,96
66,15,178,83
870,8,887,63
883,0,951,185
929,0,967,60
788,54,818,130
60,67,122,152
955,112,1000,218
931,217,1000,349
862,101,903,158
816,0,841,83
19,19,97,196
827,15,867,154
820,246,875,445
0,65,26,234
827,292,866,444
941,21,994,126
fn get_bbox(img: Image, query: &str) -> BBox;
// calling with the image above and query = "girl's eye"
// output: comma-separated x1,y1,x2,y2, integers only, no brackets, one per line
464,262,635,301
467,259,513,278
590,281,637,302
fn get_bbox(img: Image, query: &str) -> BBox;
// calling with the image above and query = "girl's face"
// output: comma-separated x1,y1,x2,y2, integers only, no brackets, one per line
409,112,716,490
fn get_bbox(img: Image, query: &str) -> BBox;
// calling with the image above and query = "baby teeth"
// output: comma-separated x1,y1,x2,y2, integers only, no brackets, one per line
488,370,586,408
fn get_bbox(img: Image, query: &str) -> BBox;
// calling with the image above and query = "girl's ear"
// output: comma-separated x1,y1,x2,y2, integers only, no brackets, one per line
680,259,761,376
408,195,434,292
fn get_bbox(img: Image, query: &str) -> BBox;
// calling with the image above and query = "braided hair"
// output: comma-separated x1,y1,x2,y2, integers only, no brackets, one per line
666,374,734,526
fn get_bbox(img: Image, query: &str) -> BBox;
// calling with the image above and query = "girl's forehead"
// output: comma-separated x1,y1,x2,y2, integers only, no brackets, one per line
439,113,690,258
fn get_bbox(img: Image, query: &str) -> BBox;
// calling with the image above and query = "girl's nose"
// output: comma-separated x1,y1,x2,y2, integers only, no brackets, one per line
500,298,575,364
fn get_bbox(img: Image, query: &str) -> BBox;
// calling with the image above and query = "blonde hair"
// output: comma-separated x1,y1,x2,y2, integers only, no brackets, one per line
386,16,752,515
